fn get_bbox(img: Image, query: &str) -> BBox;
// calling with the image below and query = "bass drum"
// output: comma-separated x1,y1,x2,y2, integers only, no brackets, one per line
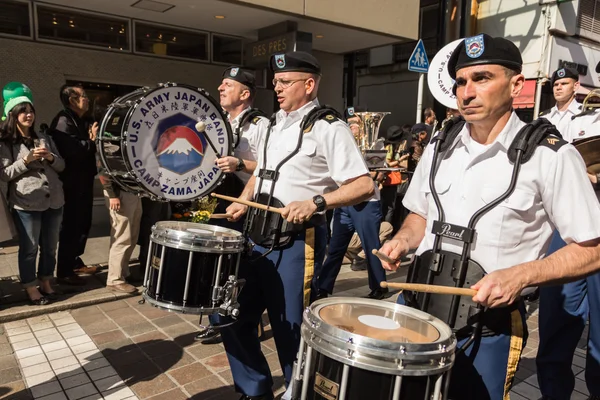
98,82,232,201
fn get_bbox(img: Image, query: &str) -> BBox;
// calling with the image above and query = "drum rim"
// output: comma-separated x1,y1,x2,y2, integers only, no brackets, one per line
301,298,456,375
142,292,222,315
150,221,245,252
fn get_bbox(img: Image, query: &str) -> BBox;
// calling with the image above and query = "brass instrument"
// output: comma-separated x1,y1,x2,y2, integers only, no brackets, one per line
353,112,390,169
582,89,600,110
574,136,600,174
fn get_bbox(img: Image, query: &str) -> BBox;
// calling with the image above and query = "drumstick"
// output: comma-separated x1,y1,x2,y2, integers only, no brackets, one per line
380,282,477,297
211,193,283,214
372,249,399,264
210,213,233,219
195,121,221,157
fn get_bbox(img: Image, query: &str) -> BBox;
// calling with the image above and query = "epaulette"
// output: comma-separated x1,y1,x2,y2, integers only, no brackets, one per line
538,108,551,117
572,107,598,120
251,116,262,125
538,135,568,152
301,106,343,133
323,113,341,124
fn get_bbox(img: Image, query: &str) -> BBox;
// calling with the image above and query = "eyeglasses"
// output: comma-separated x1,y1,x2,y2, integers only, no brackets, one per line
272,78,308,89
71,93,88,99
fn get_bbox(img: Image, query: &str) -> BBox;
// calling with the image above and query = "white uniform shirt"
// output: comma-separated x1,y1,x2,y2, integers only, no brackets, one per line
230,107,269,185
253,99,371,205
539,100,582,137
564,110,600,143
403,112,600,275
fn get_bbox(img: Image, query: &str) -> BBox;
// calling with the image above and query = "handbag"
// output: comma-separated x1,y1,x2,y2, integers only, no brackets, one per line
383,170,403,186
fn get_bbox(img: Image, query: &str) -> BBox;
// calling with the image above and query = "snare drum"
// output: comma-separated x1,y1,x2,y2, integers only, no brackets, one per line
98,83,232,201
142,221,245,316
293,298,456,400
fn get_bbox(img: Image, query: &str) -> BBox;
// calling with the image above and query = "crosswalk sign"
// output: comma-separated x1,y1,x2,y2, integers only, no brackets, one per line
408,39,429,73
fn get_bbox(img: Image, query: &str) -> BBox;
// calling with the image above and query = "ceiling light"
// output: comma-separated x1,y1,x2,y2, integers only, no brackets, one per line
131,0,174,13
214,15,226,19
316,34,324,39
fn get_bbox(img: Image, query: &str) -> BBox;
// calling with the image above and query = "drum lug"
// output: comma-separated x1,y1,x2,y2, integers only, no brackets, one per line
346,348,354,359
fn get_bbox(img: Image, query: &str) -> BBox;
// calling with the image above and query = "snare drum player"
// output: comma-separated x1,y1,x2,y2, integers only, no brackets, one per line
378,34,600,400
195,65,269,343
221,51,375,400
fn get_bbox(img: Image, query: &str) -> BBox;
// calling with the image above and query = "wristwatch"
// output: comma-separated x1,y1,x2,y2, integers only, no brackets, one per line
312,195,327,213
235,158,246,172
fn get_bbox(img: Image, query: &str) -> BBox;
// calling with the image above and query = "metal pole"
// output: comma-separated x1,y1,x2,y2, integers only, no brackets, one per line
416,73,425,123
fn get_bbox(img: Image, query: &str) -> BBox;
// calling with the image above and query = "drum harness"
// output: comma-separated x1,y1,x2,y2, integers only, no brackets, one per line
244,105,342,260
409,116,561,354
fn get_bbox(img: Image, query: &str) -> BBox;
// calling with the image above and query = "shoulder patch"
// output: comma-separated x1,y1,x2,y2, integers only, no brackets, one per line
538,108,551,117
323,113,340,124
539,135,568,151
251,116,261,125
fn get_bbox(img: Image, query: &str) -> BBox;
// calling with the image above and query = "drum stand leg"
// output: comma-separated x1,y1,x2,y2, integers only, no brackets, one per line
338,364,350,400
300,346,314,400
291,338,305,400
432,373,444,400
392,375,402,400
139,239,153,305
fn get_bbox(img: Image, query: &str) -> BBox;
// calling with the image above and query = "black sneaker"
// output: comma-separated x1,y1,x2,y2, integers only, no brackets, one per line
365,287,389,300
195,327,220,342
350,258,367,271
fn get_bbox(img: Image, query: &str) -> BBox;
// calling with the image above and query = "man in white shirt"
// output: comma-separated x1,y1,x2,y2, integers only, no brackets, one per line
378,34,600,400
539,67,582,135
221,51,375,400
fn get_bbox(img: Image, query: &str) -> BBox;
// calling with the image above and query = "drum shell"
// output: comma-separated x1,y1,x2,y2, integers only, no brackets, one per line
302,298,455,376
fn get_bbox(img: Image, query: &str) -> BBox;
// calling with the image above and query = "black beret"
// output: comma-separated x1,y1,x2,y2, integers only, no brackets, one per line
551,67,579,86
270,51,321,75
447,34,522,79
222,66,256,89
345,105,367,119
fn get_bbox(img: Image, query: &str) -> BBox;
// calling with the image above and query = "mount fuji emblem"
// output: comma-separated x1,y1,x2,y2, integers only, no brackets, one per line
155,126,206,174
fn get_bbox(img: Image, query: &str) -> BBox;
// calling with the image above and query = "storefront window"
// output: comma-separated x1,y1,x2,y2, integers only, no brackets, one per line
0,0,31,38
37,6,129,50
212,34,242,65
135,22,208,61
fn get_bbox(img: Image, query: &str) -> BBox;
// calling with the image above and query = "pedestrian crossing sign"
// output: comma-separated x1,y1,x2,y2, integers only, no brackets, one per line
408,39,430,73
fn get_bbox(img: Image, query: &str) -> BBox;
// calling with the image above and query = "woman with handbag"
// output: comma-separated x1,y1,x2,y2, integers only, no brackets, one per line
0,82,65,305
382,125,411,231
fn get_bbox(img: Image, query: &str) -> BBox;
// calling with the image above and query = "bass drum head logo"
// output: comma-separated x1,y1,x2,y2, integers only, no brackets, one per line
125,85,231,201
465,34,484,59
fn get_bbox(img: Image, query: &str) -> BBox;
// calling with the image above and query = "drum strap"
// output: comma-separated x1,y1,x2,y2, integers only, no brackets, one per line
234,108,267,148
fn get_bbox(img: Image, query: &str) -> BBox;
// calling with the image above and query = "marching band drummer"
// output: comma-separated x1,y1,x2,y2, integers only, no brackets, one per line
195,66,270,343
378,34,600,400
221,51,375,400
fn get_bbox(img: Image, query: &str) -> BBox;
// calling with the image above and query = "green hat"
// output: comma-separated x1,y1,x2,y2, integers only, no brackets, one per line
2,82,33,121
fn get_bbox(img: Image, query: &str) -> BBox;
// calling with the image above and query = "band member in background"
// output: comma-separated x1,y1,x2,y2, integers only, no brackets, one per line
536,66,600,399
378,34,600,399
222,51,374,400
195,65,270,343
49,84,98,286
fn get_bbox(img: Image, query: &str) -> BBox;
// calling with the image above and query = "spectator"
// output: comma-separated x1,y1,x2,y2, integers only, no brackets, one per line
0,82,65,305
49,84,98,286
382,125,411,230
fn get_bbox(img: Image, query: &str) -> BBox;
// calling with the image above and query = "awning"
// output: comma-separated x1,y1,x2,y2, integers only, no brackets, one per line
513,80,536,109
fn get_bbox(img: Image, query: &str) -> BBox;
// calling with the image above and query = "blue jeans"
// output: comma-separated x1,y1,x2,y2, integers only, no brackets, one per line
13,208,63,287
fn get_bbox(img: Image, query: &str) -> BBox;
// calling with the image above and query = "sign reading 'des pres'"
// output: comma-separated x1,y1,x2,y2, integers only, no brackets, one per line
245,32,296,67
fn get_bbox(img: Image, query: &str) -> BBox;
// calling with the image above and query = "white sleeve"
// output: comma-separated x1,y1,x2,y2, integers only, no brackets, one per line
542,145,600,243
319,121,369,186
248,118,269,160
402,144,434,218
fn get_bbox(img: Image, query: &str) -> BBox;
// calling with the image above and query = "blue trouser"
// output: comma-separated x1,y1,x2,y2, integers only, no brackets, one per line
537,231,600,398
220,225,327,397
396,294,527,400
317,201,386,293
13,207,63,287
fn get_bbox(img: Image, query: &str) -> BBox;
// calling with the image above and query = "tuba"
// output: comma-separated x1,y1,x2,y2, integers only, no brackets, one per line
353,112,390,169
582,89,600,110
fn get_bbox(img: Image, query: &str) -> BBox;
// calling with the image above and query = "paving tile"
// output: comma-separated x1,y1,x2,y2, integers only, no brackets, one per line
88,366,118,382
57,324,82,334
9,332,36,344
49,356,79,370
113,360,160,383
27,316,52,325
37,334,64,346
151,315,184,329
16,346,44,360
82,357,111,372
219,369,234,385
186,344,225,361
102,386,135,400
75,350,103,363
59,372,92,390
81,321,119,336
30,380,62,399
13,339,42,352
46,348,74,361
25,371,56,387
203,353,231,372
22,362,53,378
104,348,148,367
36,393,68,400
167,362,211,385
65,335,92,348
144,388,188,400
65,383,98,400
120,322,155,337
93,374,124,392
508,392,527,400
99,301,130,312
574,377,590,396
0,366,22,385
29,322,54,331
19,354,49,368
41,341,68,353
184,375,234,399
34,328,60,338
5,320,28,329
52,318,77,327
53,364,85,379
7,326,32,336
0,343,14,356
152,351,194,372
130,331,168,346
70,342,98,355
512,381,542,399
140,341,182,359
0,354,18,370
130,374,176,399
90,330,126,346
573,354,586,368
62,329,87,340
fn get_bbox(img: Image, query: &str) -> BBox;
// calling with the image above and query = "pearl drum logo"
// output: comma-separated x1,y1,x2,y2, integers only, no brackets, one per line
125,85,230,201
